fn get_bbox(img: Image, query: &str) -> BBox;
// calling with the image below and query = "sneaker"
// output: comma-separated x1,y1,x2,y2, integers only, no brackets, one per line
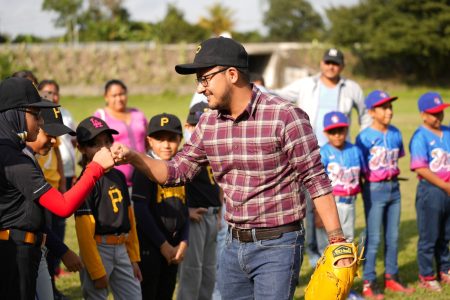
440,271,450,285
384,273,415,294
419,275,442,292
362,280,384,300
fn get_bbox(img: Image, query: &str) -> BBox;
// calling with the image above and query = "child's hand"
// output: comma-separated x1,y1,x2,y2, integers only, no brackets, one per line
160,241,176,264
131,262,143,282
172,241,188,264
61,249,84,272
94,275,108,289
189,207,208,222
92,147,115,171
110,143,131,165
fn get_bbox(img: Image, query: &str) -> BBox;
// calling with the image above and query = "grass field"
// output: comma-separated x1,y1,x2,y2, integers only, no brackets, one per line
56,86,450,299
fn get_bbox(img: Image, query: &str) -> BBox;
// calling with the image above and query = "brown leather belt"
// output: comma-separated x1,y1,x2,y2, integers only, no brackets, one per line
0,229,46,246
230,222,302,243
95,234,128,245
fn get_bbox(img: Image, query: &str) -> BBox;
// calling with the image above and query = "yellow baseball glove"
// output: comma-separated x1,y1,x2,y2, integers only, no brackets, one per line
305,242,363,300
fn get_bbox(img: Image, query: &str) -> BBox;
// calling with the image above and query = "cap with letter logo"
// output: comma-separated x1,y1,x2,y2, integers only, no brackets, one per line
147,113,183,136
41,103,75,137
76,116,119,142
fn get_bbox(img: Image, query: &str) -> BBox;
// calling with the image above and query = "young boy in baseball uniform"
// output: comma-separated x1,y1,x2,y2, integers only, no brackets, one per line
75,116,142,300
410,92,450,292
132,113,189,300
315,111,365,253
356,90,414,299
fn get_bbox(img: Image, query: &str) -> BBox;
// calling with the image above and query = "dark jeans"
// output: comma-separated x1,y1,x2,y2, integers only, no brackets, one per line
139,244,178,300
0,239,41,300
416,180,450,277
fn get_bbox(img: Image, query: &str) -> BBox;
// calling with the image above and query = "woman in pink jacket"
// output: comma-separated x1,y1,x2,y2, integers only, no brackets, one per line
94,79,148,187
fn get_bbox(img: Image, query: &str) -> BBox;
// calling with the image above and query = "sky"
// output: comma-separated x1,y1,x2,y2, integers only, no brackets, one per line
0,0,359,38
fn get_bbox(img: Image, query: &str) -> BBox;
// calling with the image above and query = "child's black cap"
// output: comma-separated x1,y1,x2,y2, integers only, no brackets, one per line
41,105,75,137
76,116,118,142
148,113,182,136
186,102,209,125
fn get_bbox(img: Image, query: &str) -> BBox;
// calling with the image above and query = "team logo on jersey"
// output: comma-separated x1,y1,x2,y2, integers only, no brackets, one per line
90,117,104,128
430,140,436,146
369,146,399,170
108,187,123,213
430,148,450,172
327,163,360,190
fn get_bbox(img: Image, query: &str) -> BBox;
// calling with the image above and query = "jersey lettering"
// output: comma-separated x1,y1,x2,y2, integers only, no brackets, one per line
369,146,399,170
157,185,186,204
108,187,123,213
327,163,360,190
430,148,450,172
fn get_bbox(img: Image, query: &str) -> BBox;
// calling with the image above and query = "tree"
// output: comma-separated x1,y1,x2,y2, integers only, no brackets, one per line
198,3,235,36
263,0,324,42
154,4,208,43
42,0,83,43
327,0,450,82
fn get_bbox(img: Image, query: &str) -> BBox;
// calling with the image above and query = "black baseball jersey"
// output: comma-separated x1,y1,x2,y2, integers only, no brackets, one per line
75,168,131,235
0,145,51,232
186,165,221,208
132,167,188,246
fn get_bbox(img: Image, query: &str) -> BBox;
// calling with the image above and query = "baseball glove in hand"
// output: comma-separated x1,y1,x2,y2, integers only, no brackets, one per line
305,242,362,300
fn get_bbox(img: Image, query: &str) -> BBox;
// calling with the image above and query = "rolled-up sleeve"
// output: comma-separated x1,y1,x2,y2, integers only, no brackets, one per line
165,116,209,186
282,106,332,199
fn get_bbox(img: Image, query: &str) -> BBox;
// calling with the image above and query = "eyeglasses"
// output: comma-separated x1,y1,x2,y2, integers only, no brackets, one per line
196,67,229,87
17,109,42,120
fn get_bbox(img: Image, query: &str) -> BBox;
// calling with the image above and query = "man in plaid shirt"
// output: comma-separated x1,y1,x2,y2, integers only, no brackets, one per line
112,37,349,300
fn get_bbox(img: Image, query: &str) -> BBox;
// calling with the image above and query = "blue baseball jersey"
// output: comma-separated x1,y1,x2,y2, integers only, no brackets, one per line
321,142,365,196
356,125,405,182
410,125,450,182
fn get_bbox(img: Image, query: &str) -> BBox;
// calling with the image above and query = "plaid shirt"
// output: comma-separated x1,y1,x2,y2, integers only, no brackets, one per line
166,85,331,228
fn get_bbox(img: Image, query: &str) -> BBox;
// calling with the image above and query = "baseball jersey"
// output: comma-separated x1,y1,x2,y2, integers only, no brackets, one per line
410,125,450,182
75,168,140,280
0,145,51,232
356,125,405,182
186,165,221,208
132,153,189,248
320,142,365,196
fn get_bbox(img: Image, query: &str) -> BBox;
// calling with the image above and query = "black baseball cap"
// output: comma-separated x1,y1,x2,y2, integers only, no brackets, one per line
187,102,209,125
148,113,182,136
0,77,59,112
76,116,118,143
41,106,76,137
175,37,248,75
322,48,345,66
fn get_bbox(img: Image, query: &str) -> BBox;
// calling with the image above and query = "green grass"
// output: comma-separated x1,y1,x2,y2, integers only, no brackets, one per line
57,88,450,299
